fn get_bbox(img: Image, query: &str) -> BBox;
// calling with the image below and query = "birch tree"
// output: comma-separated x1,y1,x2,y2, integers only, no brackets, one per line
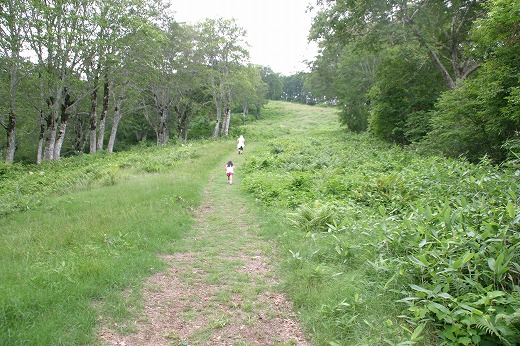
0,0,26,163
25,0,91,162
196,18,249,137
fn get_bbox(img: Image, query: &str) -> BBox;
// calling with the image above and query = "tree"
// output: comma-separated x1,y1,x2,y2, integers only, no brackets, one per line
282,73,313,104
310,0,484,90
260,66,283,100
105,0,169,151
196,18,249,137
0,0,26,163
369,45,446,144
165,23,208,142
24,0,93,162
423,0,520,162
233,65,268,120
140,24,174,146
308,45,381,132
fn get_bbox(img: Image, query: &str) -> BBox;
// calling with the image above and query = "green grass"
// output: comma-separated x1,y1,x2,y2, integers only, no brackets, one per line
1,100,519,345
0,140,232,345
240,101,520,345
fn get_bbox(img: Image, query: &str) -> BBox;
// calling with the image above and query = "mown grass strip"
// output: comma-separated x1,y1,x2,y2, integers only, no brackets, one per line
0,141,232,345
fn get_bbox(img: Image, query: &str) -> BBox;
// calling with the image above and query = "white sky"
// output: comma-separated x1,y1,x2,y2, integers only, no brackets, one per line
168,0,319,76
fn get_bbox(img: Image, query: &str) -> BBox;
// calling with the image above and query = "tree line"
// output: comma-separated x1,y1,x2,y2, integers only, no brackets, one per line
0,0,281,164
306,0,519,164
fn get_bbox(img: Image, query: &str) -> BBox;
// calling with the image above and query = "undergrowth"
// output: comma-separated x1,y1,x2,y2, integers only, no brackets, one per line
1,101,519,345
0,139,230,345
240,102,520,345
0,142,199,216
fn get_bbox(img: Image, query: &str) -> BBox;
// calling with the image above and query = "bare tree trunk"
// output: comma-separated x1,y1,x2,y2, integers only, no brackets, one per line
6,109,16,163
107,89,125,153
89,83,99,154
212,92,223,137
97,77,110,151
54,123,67,160
157,108,169,146
5,60,18,163
3,0,22,163
43,116,57,160
72,115,87,153
176,107,184,142
53,91,73,159
36,79,46,164
37,112,45,165
213,108,222,137
222,107,231,136
222,90,232,136
43,93,60,161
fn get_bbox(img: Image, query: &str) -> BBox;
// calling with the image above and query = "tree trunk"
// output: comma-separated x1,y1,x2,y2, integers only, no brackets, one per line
107,89,125,153
212,93,223,137
53,91,73,159
5,61,18,163
176,106,184,142
89,82,99,154
36,79,46,164
157,108,169,146
6,108,16,164
222,107,231,136
97,77,110,151
3,0,22,163
54,122,67,160
37,112,45,165
222,90,232,136
43,92,60,161
72,115,87,153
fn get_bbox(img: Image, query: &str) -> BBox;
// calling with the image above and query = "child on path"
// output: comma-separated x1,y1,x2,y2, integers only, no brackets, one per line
225,161,235,185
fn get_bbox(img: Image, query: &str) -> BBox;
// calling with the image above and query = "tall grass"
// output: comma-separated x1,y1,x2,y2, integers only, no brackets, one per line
240,101,520,345
0,140,231,345
2,101,519,345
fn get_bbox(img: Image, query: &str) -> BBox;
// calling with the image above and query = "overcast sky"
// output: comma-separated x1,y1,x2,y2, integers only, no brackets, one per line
168,0,319,76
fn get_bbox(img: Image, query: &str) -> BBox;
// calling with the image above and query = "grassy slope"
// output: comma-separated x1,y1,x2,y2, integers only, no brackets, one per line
240,102,519,345
1,101,518,345
0,141,233,345
239,102,409,345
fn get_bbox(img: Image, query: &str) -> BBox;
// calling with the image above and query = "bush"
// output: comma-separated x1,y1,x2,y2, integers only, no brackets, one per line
240,121,520,344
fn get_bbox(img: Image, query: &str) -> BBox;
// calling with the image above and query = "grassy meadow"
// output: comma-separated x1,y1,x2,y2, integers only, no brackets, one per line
0,140,232,344
238,102,520,345
0,101,519,345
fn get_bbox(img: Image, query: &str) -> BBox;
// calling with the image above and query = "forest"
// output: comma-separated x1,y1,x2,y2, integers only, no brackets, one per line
307,0,519,164
0,0,303,164
0,0,519,344
2,0,517,166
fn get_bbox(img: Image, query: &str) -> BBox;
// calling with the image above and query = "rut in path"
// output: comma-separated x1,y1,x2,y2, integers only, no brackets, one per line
99,166,311,345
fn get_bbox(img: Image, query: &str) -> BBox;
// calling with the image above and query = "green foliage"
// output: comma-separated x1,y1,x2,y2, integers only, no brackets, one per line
368,46,446,145
384,192,520,345
0,138,231,345
0,143,199,216
240,102,520,345
288,200,336,234
308,0,519,165
423,60,520,163
419,0,520,164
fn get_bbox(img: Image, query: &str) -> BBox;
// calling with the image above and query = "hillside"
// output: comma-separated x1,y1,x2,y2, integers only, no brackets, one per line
1,101,519,345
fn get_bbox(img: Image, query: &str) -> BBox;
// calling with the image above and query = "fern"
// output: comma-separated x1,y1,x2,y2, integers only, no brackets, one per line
475,315,513,346
287,200,335,233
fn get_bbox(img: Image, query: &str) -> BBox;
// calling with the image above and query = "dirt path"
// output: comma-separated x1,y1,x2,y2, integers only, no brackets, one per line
99,152,310,345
